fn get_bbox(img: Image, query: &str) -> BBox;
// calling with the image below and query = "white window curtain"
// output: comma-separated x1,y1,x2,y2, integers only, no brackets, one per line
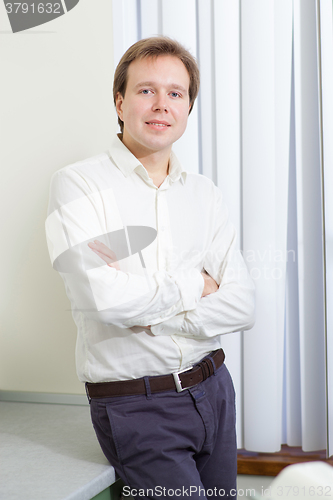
319,0,333,456
111,0,333,455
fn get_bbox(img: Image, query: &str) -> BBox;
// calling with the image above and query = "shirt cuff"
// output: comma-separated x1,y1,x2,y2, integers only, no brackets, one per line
172,269,204,312
151,312,185,336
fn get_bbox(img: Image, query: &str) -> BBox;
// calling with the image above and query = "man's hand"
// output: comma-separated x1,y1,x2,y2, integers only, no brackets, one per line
88,240,120,270
201,271,219,297
88,241,216,317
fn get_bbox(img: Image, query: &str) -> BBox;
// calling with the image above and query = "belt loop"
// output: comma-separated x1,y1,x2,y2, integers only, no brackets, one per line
199,360,210,381
144,376,152,399
207,356,217,376
85,383,92,404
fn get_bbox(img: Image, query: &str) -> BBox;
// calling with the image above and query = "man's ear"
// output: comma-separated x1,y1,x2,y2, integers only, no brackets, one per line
116,92,124,121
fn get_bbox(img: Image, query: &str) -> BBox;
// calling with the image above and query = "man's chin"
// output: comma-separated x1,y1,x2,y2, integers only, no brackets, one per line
144,134,184,152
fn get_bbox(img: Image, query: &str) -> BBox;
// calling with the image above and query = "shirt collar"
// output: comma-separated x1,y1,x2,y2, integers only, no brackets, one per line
108,134,187,185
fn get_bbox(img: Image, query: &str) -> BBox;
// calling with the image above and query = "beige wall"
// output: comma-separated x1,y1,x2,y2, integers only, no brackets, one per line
0,0,117,394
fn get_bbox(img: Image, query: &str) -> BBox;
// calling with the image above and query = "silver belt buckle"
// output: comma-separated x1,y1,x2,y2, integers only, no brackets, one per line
173,365,194,392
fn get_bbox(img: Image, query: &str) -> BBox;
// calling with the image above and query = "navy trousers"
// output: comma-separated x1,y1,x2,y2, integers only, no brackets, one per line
90,361,237,499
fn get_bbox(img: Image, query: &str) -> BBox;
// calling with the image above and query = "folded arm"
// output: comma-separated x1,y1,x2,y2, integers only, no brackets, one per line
88,240,219,329
45,168,204,328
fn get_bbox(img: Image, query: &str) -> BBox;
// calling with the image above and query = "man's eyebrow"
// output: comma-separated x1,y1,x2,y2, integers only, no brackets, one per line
134,81,188,93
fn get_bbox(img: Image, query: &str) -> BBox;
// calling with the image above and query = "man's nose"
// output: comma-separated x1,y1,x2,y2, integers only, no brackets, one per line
152,93,168,112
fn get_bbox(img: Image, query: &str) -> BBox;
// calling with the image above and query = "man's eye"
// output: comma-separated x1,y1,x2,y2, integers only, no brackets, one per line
141,89,152,94
170,92,181,98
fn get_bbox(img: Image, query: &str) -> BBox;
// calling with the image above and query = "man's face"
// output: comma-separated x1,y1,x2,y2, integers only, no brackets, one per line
116,55,191,158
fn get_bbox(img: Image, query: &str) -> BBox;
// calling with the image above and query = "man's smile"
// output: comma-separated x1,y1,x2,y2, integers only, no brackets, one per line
145,120,171,127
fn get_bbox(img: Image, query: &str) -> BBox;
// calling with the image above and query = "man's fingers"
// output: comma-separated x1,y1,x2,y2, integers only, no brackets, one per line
88,241,120,270
89,247,110,263
201,272,219,297
88,240,117,259
108,262,120,270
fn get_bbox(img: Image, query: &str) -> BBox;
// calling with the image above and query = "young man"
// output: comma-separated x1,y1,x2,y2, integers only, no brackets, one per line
46,37,255,498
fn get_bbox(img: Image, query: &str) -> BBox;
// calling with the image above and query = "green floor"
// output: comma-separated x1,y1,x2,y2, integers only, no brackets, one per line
91,478,125,500
91,488,111,500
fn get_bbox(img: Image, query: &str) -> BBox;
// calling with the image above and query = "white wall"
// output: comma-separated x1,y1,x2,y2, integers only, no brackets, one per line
0,0,117,394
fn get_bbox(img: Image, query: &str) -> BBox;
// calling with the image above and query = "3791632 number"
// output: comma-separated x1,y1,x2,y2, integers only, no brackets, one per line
5,3,61,14
275,485,332,496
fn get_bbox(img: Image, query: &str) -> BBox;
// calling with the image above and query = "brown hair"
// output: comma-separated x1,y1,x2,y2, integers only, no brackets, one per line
113,36,200,132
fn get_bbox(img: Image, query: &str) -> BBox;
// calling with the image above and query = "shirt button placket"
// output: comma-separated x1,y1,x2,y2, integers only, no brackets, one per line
156,190,162,271
157,191,169,271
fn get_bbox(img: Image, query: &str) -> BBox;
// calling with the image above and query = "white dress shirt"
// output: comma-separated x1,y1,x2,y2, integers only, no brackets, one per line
46,135,255,383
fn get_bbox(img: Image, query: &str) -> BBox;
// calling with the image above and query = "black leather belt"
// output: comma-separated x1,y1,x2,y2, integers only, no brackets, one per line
86,348,225,399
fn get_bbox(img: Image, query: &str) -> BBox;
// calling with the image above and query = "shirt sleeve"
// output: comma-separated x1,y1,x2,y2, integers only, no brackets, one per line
150,188,255,339
45,167,204,328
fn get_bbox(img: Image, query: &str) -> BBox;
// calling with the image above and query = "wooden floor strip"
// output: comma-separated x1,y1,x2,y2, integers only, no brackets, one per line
237,445,333,476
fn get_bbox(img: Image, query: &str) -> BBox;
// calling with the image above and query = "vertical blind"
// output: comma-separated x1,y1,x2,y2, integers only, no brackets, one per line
319,0,333,456
111,0,333,455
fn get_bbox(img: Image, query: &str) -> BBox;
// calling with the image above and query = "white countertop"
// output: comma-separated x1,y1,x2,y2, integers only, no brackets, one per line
0,401,116,500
